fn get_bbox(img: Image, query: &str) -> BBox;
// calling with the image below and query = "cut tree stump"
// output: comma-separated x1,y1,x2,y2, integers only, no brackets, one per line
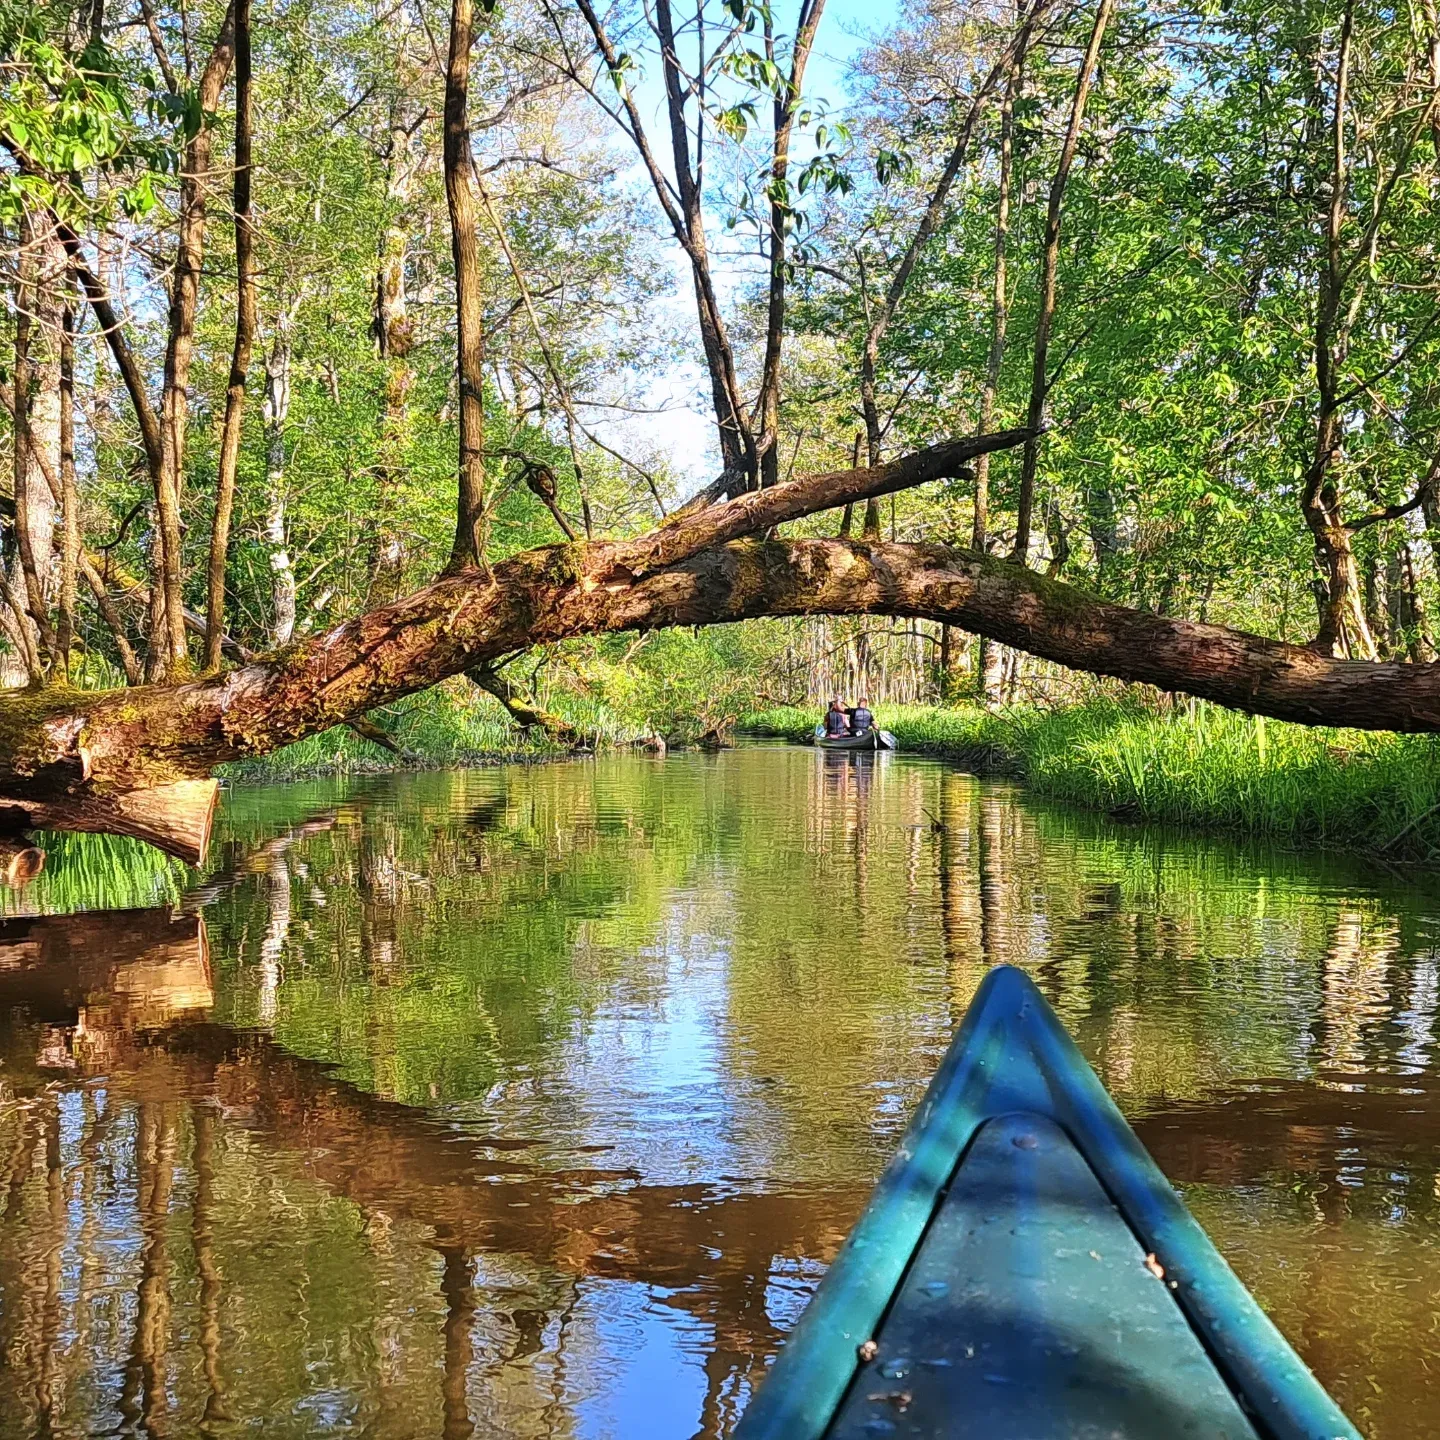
0,778,219,865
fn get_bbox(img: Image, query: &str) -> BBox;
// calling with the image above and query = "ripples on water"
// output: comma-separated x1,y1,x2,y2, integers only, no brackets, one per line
0,745,1436,1438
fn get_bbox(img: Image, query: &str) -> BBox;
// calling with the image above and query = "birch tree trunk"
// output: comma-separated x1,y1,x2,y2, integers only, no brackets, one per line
261,324,296,647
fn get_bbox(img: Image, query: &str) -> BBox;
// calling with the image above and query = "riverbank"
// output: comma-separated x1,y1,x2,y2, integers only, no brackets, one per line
741,702,1440,862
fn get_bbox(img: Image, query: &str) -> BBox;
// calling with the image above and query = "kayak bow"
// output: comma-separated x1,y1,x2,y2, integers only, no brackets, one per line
734,965,1359,1440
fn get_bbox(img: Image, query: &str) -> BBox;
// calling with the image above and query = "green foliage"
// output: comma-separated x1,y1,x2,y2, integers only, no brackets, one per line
783,0,1440,648
220,682,544,782
583,627,777,745
0,0,184,221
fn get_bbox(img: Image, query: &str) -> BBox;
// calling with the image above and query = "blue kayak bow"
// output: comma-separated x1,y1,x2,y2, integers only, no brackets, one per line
735,964,1359,1440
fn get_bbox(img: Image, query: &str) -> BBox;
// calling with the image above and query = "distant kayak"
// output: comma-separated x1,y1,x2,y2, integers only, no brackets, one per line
811,726,897,751
734,965,1359,1440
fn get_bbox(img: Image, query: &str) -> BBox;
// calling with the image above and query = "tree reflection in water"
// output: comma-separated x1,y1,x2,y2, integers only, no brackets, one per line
0,747,1436,1438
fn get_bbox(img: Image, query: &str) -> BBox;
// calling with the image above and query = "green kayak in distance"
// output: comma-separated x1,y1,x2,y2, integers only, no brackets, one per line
811,726,898,751
734,965,1360,1440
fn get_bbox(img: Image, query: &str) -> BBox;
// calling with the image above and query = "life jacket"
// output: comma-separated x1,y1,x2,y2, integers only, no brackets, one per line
824,707,850,735
851,707,874,732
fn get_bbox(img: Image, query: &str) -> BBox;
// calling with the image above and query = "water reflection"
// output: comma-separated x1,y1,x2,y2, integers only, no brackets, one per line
0,747,1437,1438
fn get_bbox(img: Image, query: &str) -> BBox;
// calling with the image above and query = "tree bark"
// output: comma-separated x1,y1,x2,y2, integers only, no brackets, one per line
13,420,1440,866
468,662,581,746
0,377,141,679
11,526,1440,855
370,99,421,603
58,287,79,677
1303,0,1374,659
573,0,753,484
1012,0,1113,564
205,0,256,671
0,428,1024,818
12,210,63,670
974,33,1029,709
972,48,1025,556
261,322,296,646
153,5,238,678
443,0,487,571
652,0,755,484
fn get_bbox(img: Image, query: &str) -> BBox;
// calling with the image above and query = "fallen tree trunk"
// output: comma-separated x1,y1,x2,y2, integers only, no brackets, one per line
0,430,1023,861
5,425,1440,862
7,535,1440,858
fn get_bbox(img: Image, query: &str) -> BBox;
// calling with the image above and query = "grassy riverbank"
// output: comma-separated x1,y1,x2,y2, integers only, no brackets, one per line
741,702,1440,861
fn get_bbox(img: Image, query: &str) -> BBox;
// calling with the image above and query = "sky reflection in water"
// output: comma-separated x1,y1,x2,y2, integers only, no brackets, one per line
0,745,1436,1438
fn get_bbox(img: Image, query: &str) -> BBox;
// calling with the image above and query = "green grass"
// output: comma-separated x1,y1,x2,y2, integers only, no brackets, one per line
741,700,1440,862
219,683,557,782
218,677,649,783
0,830,191,916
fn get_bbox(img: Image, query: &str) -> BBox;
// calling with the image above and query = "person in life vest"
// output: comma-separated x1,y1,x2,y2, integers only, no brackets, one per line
824,697,851,737
850,696,874,734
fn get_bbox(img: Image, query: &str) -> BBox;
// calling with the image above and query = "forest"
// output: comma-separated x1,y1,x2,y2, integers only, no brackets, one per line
3,0,1440,863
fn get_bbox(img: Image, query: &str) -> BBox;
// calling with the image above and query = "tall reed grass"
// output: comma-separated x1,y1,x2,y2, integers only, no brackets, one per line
741,700,1440,861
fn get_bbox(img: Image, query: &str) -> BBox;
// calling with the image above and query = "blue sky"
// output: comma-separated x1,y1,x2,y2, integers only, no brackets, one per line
589,0,904,484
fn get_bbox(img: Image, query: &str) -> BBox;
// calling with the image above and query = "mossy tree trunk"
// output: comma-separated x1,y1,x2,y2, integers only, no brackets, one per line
7,426,1440,862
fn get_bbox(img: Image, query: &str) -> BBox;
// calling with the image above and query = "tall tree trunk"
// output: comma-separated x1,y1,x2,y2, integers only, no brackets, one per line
974,36,1029,708
1012,0,1114,564
205,0,256,671
57,285,78,677
755,0,827,488
11,212,61,670
443,0,487,572
370,102,420,603
651,0,754,485
1400,539,1432,661
261,324,296,647
153,6,239,678
1,366,140,681
572,0,755,485
1303,0,1373,659
972,52,1024,556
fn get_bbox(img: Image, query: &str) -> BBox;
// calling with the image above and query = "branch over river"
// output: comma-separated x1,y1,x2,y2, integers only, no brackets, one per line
4,430,1440,864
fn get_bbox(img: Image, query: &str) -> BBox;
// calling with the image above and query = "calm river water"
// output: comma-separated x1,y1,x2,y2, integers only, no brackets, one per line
0,745,1436,1438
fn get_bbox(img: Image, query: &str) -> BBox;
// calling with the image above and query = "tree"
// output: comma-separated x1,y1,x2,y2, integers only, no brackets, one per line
5,0,1440,866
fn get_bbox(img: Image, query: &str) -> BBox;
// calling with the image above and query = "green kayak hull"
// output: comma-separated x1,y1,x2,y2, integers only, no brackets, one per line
812,729,897,751
734,965,1359,1440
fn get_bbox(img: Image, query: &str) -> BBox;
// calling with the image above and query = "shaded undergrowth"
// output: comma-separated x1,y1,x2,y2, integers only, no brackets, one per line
219,682,567,782
740,701,1440,862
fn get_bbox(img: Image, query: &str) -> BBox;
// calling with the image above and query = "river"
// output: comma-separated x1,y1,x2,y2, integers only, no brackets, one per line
0,744,1435,1438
